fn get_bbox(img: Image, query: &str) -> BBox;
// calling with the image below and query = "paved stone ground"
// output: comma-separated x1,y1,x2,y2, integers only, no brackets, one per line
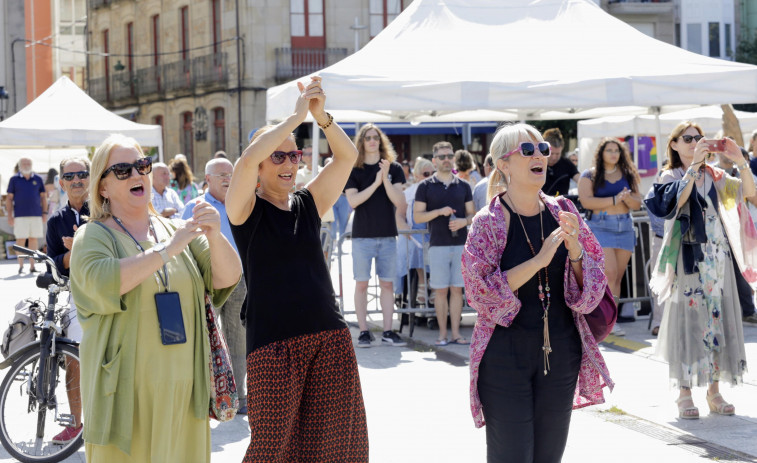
0,242,754,462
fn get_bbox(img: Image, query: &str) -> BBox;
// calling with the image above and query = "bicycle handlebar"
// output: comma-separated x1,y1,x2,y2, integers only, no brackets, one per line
12,245,68,287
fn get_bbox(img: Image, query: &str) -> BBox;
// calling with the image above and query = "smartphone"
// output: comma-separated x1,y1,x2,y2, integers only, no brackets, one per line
703,138,726,152
155,291,187,345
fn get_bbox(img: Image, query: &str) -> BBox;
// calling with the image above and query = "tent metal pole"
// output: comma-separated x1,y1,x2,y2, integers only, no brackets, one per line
312,120,320,174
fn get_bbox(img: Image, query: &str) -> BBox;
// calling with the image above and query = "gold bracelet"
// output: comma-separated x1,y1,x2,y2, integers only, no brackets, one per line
318,112,333,130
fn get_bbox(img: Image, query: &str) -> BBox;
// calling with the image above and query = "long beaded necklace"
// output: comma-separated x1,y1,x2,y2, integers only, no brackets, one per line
505,193,552,375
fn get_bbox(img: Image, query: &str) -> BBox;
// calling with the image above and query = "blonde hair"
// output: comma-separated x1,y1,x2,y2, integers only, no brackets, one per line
412,157,433,179
354,124,396,168
486,123,544,201
89,134,157,221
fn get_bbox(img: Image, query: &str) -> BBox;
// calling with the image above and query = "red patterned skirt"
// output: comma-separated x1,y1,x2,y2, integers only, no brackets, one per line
244,327,369,462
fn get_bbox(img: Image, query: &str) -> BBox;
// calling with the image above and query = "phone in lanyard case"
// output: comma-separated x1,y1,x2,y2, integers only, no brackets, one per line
154,291,187,345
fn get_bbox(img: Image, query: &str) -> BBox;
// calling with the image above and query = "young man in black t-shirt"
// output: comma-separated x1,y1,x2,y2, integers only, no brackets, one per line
542,128,579,196
345,124,407,348
413,141,475,346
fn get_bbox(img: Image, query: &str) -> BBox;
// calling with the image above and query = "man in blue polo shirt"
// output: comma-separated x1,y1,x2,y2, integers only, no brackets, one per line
182,157,247,413
45,156,89,443
414,141,475,346
6,157,47,274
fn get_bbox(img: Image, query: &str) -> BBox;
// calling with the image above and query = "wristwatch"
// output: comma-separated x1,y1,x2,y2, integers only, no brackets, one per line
152,242,171,265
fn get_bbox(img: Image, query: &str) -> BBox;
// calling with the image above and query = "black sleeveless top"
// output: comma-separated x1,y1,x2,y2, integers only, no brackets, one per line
230,189,346,354
498,198,575,336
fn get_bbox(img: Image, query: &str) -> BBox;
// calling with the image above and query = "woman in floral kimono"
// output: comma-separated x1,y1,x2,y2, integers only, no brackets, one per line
647,121,757,419
462,123,613,462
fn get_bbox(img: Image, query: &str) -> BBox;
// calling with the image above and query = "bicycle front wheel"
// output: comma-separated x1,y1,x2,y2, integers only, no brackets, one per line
0,343,83,463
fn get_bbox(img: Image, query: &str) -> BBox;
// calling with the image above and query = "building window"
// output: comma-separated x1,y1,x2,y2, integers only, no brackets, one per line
153,115,164,147
180,6,189,61
686,23,702,54
290,0,324,48
152,15,160,66
725,23,732,58
103,29,110,98
126,22,134,71
213,107,225,153
181,111,194,161
212,0,221,54
370,0,401,38
708,22,720,57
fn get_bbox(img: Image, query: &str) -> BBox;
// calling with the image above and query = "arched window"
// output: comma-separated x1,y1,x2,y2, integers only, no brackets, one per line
181,111,194,162
213,107,225,153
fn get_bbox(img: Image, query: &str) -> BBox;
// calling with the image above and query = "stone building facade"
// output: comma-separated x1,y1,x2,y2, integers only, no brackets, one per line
86,0,407,171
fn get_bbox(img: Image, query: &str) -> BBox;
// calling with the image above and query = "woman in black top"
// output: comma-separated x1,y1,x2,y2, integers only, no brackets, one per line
227,77,367,462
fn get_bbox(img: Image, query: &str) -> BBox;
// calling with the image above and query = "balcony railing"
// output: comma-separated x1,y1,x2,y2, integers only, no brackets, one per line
87,52,228,103
275,47,348,83
88,0,109,9
136,65,162,96
88,77,108,103
112,71,136,100
193,52,228,87
608,0,672,3
163,59,193,92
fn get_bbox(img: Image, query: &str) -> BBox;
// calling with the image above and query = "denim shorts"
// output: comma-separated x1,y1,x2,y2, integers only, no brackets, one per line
352,237,397,282
428,245,464,289
586,212,636,252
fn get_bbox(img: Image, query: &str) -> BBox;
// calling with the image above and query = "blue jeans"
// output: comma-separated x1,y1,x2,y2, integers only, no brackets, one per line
352,237,397,282
333,195,352,239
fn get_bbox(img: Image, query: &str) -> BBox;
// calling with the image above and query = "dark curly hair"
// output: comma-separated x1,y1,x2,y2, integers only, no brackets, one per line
591,138,640,195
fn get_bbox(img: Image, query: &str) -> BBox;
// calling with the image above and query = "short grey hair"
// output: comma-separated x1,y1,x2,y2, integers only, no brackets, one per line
205,158,232,175
153,162,169,170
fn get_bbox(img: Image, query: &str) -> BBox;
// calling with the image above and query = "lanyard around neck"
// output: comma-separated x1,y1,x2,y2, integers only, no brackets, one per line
113,216,169,291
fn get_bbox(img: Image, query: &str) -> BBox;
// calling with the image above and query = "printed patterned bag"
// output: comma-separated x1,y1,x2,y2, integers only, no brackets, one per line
206,295,239,421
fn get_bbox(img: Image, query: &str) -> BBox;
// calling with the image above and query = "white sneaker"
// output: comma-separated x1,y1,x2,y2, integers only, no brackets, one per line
611,324,626,336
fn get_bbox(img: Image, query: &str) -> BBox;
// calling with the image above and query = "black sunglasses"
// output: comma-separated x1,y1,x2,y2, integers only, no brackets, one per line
679,134,703,144
422,171,434,178
435,154,454,160
61,171,90,181
101,157,153,180
270,150,303,165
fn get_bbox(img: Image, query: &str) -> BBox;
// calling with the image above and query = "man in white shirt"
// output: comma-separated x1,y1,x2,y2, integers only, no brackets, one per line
151,162,183,218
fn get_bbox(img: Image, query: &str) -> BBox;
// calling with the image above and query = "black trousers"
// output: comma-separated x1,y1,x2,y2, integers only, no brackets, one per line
732,256,756,317
478,326,582,463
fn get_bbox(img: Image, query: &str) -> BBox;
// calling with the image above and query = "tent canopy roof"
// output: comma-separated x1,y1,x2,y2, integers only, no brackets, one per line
266,0,757,123
0,76,162,148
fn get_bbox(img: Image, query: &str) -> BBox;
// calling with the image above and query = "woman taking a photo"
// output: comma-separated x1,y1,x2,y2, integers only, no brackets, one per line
647,121,757,419
70,134,241,462
578,138,641,330
462,123,613,462
227,77,368,462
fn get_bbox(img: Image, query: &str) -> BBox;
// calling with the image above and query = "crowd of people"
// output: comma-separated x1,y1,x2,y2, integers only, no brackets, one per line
3,75,757,462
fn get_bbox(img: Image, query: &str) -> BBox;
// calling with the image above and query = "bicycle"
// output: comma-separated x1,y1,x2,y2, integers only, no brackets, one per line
0,245,83,462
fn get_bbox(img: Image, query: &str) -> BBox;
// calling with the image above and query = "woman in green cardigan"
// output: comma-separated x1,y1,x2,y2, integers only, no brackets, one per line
70,134,241,462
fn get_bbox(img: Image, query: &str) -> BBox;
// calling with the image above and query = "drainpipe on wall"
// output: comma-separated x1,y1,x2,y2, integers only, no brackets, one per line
235,0,243,156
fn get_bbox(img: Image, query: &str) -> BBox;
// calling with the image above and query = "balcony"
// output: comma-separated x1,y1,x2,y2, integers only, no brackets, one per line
87,52,229,104
112,71,137,101
88,0,109,9
163,59,193,93
607,0,673,15
275,47,348,83
88,77,108,103
193,52,228,87
136,65,162,96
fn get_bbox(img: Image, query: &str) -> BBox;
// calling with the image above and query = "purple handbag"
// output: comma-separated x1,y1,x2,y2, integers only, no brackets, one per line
585,285,617,342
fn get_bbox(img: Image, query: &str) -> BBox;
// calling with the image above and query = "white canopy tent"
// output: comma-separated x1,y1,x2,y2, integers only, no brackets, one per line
266,0,757,163
0,76,163,192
